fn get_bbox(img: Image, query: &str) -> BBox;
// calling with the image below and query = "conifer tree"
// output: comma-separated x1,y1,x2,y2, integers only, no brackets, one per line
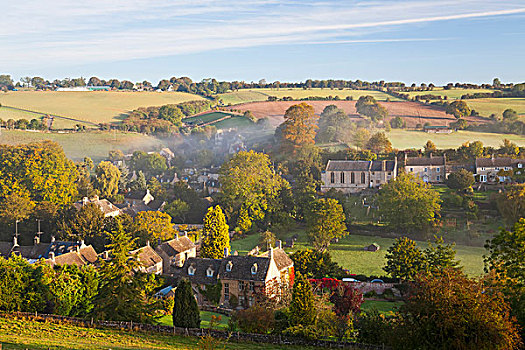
289,272,315,326
200,205,230,259
172,279,200,328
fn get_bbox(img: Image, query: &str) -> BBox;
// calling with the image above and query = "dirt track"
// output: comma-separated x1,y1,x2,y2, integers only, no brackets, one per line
224,101,488,128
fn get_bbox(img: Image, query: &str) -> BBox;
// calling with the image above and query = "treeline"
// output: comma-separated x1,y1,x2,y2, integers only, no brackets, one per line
0,117,46,130
267,95,355,102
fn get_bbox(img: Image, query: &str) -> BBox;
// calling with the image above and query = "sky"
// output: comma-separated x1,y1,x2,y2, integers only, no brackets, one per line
1,0,525,85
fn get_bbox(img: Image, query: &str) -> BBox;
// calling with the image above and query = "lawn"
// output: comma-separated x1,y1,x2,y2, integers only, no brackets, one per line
159,311,230,330
361,300,404,316
232,231,486,277
405,88,496,100
0,90,203,124
465,98,525,118
0,316,306,350
217,88,402,105
386,129,525,149
0,130,166,163
213,116,254,129
183,111,232,125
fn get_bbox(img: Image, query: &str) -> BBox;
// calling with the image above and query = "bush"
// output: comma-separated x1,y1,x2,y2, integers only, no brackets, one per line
233,306,275,334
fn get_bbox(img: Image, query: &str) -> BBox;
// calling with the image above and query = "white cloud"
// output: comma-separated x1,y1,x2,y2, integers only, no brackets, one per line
1,0,524,69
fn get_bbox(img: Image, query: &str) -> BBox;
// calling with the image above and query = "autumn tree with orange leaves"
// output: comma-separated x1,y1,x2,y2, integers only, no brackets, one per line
279,103,318,154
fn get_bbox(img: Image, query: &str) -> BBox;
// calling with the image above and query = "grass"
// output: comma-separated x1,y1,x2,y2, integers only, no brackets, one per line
217,88,402,105
0,90,204,125
159,311,230,330
386,129,525,149
183,111,232,125
182,112,254,129
465,98,525,118
0,129,166,163
214,116,254,129
361,300,404,316
232,231,486,277
405,88,496,100
0,316,307,350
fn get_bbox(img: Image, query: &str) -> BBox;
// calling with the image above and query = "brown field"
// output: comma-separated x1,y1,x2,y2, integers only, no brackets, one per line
227,101,487,128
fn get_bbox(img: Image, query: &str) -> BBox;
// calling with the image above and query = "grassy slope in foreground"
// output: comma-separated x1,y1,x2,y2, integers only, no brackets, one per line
0,130,166,163
231,232,485,277
0,91,204,124
0,317,309,350
386,129,525,149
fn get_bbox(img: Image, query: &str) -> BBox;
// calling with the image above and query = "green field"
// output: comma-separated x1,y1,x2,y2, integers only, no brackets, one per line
183,111,233,125
159,311,230,330
0,91,203,124
465,98,525,118
0,130,166,162
0,316,307,350
386,129,525,149
217,88,402,105
183,112,254,129
361,300,404,315
405,88,496,100
232,231,486,277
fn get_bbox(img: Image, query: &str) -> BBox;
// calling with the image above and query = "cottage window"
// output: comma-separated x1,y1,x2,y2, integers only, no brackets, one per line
371,172,375,176
248,296,254,307
437,175,441,181
437,168,440,172
424,167,428,172
239,281,245,291
188,265,195,276
481,167,485,171
340,172,345,184
505,167,510,171
388,172,392,176
518,163,523,168
351,172,355,184
251,263,258,275
330,172,335,183
226,261,233,272
224,283,229,301
239,296,245,306
206,267,214,277
249,282,255,292
495,167,500,171
361,172,365,184
409,167,413,172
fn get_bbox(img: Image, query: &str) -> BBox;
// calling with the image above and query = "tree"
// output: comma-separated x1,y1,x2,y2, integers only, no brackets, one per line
390,116,405,129
59,203,105,243
457,141,484,160
130,170,147,191
200,206,230,259
446,100,471,119
503,109,518,121
158,104,184,126
133,211,177,245
423,236,460,272
289,272,316,326
384,237,427,280
290,249,344,279
219,150,288,228
0,193,35,224
306,198,348,252
92,219,161,323
316,105,353,143
94,161,121,199
397,269,521,350
485,219,525,337
352,128,370,150
446,169,475,191
496,184,525,225
164,199,190,223
500,139,519,156
423,140,436,155
279,103,318,154
366,132,392,153
355,96,388,121
377,172,441,232
172,279,201,328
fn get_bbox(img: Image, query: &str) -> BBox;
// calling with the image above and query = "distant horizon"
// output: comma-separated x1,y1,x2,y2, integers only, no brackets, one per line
2,1,525,85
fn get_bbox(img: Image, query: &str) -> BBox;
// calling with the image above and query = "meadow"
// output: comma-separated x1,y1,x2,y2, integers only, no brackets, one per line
231,230,486,277
0,91,203,124
0,130,166,162
405,88,496,100
465,98,525,118
0,316,308,350
217,88,402,105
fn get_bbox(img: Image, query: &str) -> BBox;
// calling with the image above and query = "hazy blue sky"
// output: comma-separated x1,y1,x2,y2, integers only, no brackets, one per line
2,0,524,85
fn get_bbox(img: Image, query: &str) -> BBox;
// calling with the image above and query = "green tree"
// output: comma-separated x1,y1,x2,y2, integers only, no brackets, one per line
390,116,405,129
352,128,370,150
0,193,35,224
424,140,437,155
500,139,519,156
279,103,318,154
503,109,518,121
289,272,316,326
94,161,121,199
384,237,427,280
446,100,471,119
59,203,105,242
377,172,441,232
496,184,525,225
133,211,177,245
366,132,392,154
200,206,230,259
131,170,147,191
290,249,344,279
164,199,190,223
356,96,388,121
158,104,184,126
446,169,475,191
458,141,484,160
485,219,525,338
306,198,348,252
423,236,460,272
172,279,201,328
92,219,161,323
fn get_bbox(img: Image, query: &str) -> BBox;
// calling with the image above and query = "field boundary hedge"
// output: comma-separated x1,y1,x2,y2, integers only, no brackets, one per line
2,312,389,349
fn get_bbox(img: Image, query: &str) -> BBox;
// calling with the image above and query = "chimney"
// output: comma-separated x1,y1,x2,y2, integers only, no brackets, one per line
429,152,433,158
269,246,273,260
49,251,55,262
184,231,188,237
34,235,40,246
51,235,55,243
146,240,150,247
82,197,89,205
403,152,408,166
382,160,386,172
80,239,85,248
76,245,80,253
13,235,19,248
276,240,282,250
224,247,229,258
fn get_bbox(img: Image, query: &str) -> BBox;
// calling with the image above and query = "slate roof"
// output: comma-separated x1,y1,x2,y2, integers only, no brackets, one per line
259,249,294,271
221,255,270,282
476,157,515,168
148,199,165,211
73,197,121,216
181,258,223,285
46,245,98,267
326,160,396,172
126,190,149,200
405,156,446,166
0,242,13,257
156,236,195,256
131,245,162,269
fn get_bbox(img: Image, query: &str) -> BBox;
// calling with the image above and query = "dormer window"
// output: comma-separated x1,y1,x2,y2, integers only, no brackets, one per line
518,163,523,168
251,263,258,275
188,265,195,276
206,267,214,277
226,261,233,272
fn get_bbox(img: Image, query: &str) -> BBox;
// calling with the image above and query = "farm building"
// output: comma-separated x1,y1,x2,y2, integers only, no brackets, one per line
403,154,446,183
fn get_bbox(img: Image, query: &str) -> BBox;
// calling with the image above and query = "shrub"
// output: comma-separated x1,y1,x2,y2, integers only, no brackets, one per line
233,306,275,334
